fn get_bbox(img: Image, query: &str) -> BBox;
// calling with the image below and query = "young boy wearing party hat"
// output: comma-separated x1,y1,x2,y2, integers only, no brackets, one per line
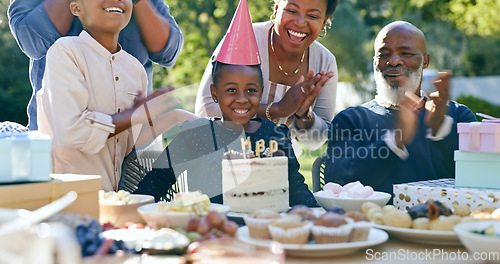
37,0,192,191
135,0,317,208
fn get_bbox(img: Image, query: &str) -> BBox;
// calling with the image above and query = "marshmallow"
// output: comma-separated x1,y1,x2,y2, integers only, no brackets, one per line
338,192,350,198
352,186,374,198
323,182,342,194
317,181,379,200
342,181,362,191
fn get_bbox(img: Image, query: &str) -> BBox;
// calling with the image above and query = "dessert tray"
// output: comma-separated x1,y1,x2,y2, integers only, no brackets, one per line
236,226,388,257
373,224,461,246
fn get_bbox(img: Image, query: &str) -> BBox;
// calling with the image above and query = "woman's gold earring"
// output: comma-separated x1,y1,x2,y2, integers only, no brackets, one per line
270,13,276,24
319,27,327,38
214,98,218,103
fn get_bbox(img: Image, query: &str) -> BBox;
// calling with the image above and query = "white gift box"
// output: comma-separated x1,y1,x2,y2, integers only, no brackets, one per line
0,132,51,183
393,179,500,211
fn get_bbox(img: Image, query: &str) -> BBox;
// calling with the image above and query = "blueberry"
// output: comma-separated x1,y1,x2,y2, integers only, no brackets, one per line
327,206,345,215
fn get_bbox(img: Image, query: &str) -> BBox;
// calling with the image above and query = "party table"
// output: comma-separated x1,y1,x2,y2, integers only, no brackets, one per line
286,238,482,264
82,236,491,264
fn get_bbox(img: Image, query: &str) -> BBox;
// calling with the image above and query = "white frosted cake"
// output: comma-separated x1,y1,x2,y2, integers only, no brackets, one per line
222,156,289,213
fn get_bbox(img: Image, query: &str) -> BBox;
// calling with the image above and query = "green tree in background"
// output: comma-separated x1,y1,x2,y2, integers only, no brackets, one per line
449,0,500,38
386,0,500,76
0,0,31,124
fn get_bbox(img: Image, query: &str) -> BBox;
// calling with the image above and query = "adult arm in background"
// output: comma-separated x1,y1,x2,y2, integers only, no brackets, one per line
8,0,183,66
133,0,183,67
8,0,73,60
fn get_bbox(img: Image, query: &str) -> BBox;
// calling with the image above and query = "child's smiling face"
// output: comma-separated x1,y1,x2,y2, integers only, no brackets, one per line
71,0,133,35
210,64,263,129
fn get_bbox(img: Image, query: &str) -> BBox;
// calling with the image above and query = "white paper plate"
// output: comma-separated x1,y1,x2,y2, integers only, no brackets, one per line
236,226,388,257
137,203,230,228
373,224,461,246
102,228,190,253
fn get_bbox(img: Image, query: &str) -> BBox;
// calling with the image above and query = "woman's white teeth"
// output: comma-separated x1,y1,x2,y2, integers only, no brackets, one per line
105,7,124,13
234,109,248,114
288,29,306,38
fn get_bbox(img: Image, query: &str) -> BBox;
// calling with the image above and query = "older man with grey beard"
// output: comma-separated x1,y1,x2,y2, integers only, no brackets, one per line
323,21,476,196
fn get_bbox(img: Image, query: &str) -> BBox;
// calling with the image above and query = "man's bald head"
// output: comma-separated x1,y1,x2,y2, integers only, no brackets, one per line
373,21,430,106
375,21,427,55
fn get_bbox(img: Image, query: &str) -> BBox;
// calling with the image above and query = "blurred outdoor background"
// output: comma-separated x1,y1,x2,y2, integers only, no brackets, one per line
1,0,499,184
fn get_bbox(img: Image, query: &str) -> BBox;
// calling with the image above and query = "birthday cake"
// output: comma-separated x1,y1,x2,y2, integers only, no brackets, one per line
221,139,289,213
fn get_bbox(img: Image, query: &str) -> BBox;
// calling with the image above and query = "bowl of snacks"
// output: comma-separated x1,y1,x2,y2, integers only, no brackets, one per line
314,181,391,212
138,191,230,229
454,220,500,256
99,190,154,227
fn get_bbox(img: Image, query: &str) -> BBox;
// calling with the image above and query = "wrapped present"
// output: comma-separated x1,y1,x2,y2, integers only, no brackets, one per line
393,178,500,211
458,114,500,153
0,174,101,218
455,150,500,189
0,131,52,183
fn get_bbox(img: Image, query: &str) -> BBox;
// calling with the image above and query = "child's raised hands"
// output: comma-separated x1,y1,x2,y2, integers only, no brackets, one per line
112,86,179,137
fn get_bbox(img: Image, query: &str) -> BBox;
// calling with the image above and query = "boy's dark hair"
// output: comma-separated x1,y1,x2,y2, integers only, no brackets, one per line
211,60,264,89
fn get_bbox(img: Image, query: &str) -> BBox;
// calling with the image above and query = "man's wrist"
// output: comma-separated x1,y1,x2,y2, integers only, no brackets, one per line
429,115,445,135
427,115,453,141
394,129,404,149
383,130,409,160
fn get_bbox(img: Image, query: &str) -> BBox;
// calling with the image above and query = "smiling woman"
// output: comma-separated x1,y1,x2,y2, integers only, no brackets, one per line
196,0,340,154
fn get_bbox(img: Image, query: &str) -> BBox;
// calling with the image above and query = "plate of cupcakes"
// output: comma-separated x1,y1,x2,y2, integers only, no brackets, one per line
236,206,388,257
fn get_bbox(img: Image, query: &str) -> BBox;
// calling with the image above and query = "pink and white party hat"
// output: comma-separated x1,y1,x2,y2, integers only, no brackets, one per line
216,0,261,65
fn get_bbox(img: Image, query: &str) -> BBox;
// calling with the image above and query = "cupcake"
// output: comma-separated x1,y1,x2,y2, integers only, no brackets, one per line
312,213,353,244
344,211,371,242
268,215,312,244
287,205,317,221
243,209,281,239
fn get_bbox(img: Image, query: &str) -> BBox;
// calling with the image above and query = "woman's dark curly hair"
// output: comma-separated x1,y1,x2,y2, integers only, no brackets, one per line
273,0,339,18
325,0,340,18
